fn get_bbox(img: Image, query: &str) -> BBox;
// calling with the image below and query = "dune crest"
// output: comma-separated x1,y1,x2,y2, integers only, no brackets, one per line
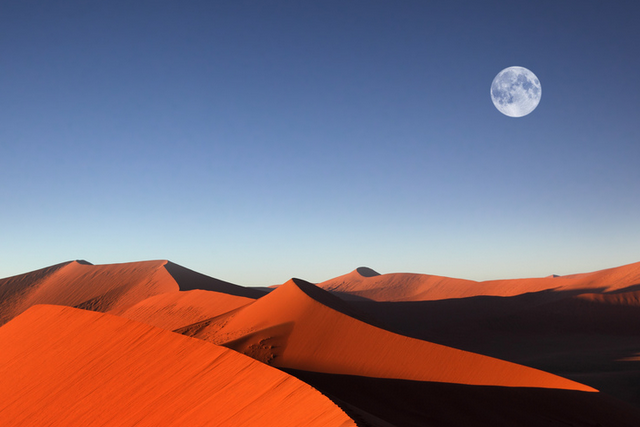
0,305,356,427
0,260,175,324
0,260,265,326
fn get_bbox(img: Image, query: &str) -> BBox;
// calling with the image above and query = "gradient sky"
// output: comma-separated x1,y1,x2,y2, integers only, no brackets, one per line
1,1,639,285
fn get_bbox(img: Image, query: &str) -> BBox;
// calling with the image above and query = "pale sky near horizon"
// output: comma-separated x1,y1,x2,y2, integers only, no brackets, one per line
1,1,639,286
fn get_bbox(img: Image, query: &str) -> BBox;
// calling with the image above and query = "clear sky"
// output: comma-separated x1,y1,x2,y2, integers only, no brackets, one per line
1,1,639,285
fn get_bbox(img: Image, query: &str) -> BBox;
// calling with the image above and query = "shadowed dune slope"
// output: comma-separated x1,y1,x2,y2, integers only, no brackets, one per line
319,260,640,301
113,289,254,331
287,369,640,427
179,278,595,391
163,261,266,298
0,305,356,427
347,287,640,408
0,260,264,325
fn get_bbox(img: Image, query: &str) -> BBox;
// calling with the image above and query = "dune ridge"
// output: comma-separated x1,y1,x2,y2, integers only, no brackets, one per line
319,260,640,301
0,260,264,326
0,260,175,324
0,304,356,427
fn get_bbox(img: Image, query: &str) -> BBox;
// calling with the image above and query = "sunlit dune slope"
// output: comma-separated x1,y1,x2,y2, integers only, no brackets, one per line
0,305,356,427
0,260,175,324
114,289,254,330
0,261,72,324
178,278,595,391
319,261,640,301
0,260,264,325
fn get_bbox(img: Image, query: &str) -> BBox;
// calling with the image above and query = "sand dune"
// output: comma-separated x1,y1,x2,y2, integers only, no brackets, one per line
320,260,640,301
2,259,639,425
114,289,254,330
0,260,263,325
0,304,356,427
178,277,594,391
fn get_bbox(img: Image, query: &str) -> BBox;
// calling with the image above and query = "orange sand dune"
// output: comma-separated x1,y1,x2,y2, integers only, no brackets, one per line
114,289,254,330
0,305,355,427
179,278,595,391
0,260,74,324
0,260,264,325
319,260,640,301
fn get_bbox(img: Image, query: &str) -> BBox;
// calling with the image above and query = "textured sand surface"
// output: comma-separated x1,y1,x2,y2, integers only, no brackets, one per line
0,305,355,427
114,289,253,330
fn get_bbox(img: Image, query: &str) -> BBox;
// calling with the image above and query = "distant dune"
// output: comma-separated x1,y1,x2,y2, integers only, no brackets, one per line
0,305,355,427
0,259,263,326
319,261,640,301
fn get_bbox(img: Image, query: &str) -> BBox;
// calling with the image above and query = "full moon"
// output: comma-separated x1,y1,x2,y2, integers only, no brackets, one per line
490,66,541,117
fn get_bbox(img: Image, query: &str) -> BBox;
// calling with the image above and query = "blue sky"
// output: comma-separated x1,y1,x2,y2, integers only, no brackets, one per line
1,1,639,285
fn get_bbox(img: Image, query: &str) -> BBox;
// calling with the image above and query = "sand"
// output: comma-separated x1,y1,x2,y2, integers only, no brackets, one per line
319,260,640,301
0,259,263,326
0,304,355,427
114,289,254,330
2,259,640,425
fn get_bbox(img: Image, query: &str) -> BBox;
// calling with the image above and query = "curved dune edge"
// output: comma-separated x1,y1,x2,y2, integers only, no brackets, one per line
182,278,596,392
319,260,640,301
0,305,356,427
113,289,254,330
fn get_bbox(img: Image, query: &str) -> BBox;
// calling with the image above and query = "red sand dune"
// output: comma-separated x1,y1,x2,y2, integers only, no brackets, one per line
319,261,640,301
0,305,356,427
0,260,263,325
179,277,595,391
113,289,254,330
